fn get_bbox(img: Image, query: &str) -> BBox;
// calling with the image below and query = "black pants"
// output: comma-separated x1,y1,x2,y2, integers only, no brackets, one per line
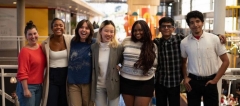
155,84,180,106
187,74,218,106
47,67,68,106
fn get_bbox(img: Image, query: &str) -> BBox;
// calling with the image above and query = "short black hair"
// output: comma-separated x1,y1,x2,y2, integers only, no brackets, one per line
159,17,174,26
50,18,65,29
186,10,204,26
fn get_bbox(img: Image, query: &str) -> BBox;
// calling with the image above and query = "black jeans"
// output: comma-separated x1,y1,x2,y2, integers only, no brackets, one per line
47,67,68,106
155,84,180,106
187,74,218,106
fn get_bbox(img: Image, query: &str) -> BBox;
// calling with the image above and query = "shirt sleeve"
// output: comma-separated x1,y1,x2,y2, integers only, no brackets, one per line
214,37,228,56
180,39,188,58
17,48,30,81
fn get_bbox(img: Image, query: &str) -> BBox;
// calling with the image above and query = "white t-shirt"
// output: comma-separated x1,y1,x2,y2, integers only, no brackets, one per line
49,49,68,68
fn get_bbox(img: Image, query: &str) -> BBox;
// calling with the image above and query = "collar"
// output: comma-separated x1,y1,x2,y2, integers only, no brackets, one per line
99,42,110,47
160,35,174,43
189,31,205,40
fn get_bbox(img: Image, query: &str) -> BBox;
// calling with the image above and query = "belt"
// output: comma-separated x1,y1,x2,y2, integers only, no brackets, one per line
188,73,216,80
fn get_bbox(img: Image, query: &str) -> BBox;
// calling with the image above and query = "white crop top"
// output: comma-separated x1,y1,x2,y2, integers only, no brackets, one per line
49,49,68,68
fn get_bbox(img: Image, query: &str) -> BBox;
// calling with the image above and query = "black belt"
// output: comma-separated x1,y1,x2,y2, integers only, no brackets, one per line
188,73,216,80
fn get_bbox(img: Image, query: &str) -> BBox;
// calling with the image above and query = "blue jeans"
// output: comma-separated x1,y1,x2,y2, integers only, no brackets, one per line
16,82,42,106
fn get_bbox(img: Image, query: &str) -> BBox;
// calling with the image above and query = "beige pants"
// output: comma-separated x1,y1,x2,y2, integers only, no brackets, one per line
68,83,94,106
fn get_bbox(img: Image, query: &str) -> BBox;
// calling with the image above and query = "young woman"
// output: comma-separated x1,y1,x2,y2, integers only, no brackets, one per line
120,20,157,106
16,21,46,106
91,20,123,106
41,18,72,106
67,19,95,106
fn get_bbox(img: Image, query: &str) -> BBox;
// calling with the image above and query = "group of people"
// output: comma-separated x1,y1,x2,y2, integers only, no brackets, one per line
16,10,229,106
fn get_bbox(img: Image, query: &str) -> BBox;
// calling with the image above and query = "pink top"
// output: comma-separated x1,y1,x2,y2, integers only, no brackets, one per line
17,45,46,84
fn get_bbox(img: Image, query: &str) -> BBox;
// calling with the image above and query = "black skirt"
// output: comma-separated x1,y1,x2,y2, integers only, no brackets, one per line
120,75,154,97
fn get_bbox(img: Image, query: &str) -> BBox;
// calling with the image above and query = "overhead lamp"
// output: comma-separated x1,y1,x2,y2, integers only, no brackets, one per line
10,77,17,84
132,12,138,16
75,8,78,10
69,6,72,8
156,12,163,16
13,2,17,4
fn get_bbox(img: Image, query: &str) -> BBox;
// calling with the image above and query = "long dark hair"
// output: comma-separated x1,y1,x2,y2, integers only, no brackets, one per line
131,20,156,75
73,19,94,44
24,21,37,36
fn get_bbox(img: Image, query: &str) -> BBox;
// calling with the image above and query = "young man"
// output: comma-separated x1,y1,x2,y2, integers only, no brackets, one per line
181,10,229,106
154,17,227,106
154,17,184,106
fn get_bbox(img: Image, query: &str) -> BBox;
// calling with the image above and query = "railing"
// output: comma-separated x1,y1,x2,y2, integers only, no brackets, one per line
0,36,48,53
0,57,18,61
0,65,17,106
0,89,17,104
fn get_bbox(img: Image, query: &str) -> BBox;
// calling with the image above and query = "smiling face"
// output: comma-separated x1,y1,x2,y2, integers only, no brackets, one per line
189,17,203,36
159,22,175,39
133,23,143,40
78,22,90,42
52,20,65,36
100,24,115,43
26,28,39,45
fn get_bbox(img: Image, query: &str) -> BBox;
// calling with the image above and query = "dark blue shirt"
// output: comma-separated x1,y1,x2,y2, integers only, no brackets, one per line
67,39,95,84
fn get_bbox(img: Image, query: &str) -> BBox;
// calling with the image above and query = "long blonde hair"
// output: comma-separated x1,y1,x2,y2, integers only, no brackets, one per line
96,20,118,48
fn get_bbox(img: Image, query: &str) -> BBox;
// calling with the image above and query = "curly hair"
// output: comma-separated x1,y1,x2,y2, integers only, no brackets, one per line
50,18,65,29
185,10,204,26
131,20,156,75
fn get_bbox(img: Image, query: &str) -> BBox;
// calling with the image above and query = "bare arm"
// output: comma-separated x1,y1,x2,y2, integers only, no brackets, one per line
213,53,229,82
206,53,229,85
182,58,188,79
21,80,31,98
182,58,192,92
218,34,226,44
41,43,46,55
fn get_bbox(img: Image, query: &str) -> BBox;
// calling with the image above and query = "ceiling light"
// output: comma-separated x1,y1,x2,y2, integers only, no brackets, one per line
10,77,17,83
13,2,17,4
75,8,78,10
69,6,72,8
